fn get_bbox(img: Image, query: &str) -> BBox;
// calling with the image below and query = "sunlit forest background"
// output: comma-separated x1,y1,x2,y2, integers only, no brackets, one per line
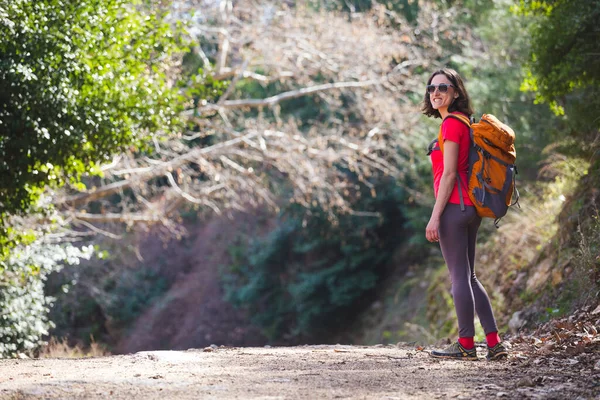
1,0,598,357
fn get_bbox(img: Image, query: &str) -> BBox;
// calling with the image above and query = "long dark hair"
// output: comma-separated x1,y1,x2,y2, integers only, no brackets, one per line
421,68,474,119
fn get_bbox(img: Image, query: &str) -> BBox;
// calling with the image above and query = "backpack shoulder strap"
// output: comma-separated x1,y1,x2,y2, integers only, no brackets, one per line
443,113,471,128
437,113,471,153
441,113,471,212
426,138,440,155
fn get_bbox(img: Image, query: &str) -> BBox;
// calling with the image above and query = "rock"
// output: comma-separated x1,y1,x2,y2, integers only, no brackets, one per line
517,377,535,387
203,347,214,352
594,360,600,370
509,311,527,333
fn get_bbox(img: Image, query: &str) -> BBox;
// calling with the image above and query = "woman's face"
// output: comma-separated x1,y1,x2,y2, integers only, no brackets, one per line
428,74,458,114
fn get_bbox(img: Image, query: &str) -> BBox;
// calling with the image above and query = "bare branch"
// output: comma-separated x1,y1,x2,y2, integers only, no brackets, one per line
217,60,248,104
187,79,383,116
73,219,123,240
165,171,223,215
212,68,294,82
214,0,232,74
72,212,164,224
47,0,460,236
59,131,262,208
62,180,131,208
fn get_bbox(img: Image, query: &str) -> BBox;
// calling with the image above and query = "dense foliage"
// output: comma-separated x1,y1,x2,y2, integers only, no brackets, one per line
518,0,600,315
223,178,408,341
0,0,185,357
0,0,183,222
518,0,600,132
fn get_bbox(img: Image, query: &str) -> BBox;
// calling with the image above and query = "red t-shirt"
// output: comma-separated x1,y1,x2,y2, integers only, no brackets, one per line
430,113,473,206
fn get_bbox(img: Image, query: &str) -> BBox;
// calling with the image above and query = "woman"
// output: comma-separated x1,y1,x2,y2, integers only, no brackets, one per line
422,68,508,361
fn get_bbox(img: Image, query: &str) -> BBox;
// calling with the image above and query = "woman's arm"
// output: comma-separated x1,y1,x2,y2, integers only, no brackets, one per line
426,140,459,242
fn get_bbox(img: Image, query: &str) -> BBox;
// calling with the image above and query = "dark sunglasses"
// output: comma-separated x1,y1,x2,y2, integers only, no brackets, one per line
426,84,455,94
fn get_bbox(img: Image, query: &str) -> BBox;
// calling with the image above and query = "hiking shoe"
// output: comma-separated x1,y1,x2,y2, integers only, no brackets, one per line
430,341,478,361
486,342,508,361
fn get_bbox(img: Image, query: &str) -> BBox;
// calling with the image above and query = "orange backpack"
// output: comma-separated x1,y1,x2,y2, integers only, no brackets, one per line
436,114,520,226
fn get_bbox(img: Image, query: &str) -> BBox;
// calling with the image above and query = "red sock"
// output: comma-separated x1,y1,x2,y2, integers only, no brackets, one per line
458,337,475,349
486,332,501,348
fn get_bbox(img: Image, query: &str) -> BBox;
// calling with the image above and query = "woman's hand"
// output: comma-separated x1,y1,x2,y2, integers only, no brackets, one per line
426,215,440,242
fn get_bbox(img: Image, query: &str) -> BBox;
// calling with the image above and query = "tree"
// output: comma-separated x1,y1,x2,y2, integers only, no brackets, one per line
0,0,184,358
0,0,183,226
518,0,600,133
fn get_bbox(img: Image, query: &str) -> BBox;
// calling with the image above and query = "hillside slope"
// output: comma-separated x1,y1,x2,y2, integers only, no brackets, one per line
115,211,272,353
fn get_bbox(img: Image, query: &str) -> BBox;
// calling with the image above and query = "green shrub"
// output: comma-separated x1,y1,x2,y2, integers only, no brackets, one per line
46,247,172,347
105,268,169,329
0,241,92,358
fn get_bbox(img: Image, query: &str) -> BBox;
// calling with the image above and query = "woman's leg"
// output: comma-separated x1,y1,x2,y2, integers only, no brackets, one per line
467,216,499,335
438,204,476,338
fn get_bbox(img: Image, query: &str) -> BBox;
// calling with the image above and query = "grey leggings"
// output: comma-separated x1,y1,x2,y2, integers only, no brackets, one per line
438,204,498,338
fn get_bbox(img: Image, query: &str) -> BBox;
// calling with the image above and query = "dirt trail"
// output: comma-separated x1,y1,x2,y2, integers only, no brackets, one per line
0,343,597,400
